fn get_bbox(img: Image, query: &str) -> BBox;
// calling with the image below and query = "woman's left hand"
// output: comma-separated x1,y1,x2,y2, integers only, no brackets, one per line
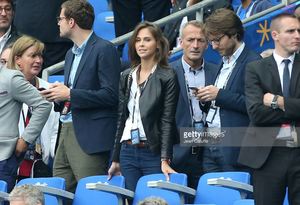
161,160,177,181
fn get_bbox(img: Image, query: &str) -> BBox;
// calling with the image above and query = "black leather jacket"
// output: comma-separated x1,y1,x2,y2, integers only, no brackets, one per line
112,66,179,162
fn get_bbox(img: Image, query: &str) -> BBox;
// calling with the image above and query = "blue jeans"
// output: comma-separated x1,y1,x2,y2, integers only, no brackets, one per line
120,143,161,191
0,154,22,192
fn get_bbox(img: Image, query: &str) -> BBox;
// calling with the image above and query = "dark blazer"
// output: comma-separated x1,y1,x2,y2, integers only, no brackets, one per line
13,0,67,42
239,54,300,169
112,66,179,162
6,26,21,48
213,46,261,165
61,33,120,154
170,58,218,166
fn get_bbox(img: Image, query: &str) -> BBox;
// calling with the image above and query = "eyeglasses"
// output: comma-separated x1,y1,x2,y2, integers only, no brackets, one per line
56,16,67,23
0,6,12,13
208,34,226,45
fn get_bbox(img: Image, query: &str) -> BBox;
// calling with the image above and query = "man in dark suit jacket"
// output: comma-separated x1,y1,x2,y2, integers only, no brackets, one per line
41,0,120,193
239,13,300,205
13,0,72,70
170,20,217,189
0,0,20,54
111,0,172,55
196,8,261,172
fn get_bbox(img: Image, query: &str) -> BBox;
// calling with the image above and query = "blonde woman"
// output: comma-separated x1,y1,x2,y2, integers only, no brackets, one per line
6,36,59,177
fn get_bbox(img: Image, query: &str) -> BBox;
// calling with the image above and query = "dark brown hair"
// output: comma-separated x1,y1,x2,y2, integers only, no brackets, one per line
61,0,94,30
204,8,244,41
128,21,169,68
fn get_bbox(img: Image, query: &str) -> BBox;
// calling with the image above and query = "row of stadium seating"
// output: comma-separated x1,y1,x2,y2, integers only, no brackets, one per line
0,171,288,205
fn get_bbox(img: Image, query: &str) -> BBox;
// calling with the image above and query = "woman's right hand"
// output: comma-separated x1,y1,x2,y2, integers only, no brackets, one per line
108,162,122,180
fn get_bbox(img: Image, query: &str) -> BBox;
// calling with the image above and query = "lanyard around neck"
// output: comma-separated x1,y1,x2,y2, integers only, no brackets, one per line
214,62,236,90
182,67,205,122
131,66,156,126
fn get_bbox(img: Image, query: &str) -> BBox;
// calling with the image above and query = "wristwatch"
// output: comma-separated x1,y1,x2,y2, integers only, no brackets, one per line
270,95,279,109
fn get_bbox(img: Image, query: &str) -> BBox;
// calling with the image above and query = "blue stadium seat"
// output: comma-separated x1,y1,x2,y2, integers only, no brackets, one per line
121,41,129,63
0,181,6,193
193,172,251,205
48,75,64,83
72,175,127,205
133,173,188,205
88,0,110,15
233,199,254,205
149,171,252,205
93,11,115,41
16,176,129,205
169,50,183,63
17,177,66,205
60,174,187,205
232,0,241,11
0,180,7,205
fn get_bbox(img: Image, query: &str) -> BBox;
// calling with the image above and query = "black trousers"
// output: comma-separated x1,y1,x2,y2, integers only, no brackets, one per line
111,0,171,38
253,147,300,205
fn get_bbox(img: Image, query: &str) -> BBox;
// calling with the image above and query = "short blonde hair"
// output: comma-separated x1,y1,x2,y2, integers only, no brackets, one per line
8,35,44,70
9,184,44,205
138,197,168,205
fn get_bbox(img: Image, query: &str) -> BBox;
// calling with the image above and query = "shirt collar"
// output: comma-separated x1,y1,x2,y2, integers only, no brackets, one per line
72,31,93,56
273,50,295,66
222,42,245,65
0,26,11,42
181,57,204,74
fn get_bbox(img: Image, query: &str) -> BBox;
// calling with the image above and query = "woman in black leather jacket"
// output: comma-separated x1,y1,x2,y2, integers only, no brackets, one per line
108,21,179,191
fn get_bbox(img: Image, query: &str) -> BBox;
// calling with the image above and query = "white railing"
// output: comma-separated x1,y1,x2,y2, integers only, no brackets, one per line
42,0,298,80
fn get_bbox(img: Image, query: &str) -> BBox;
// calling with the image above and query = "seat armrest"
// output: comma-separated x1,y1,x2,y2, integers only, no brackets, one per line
35,185,74,205
207,178,253,198
86,183,134,198
0,191,8,202
35,185,75,199
147,180,196,196
105,16,114,23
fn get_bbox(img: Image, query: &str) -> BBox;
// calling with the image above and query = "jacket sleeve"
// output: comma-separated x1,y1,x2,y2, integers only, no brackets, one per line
111,70,130,162
245,62,286,125
160,71,179,159
11,73,52,143
215,88,247,114
215,65,247,114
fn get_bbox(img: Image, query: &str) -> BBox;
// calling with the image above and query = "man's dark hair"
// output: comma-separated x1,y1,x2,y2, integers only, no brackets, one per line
204,8,244,41
61,0,94,30
6,0,14,10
